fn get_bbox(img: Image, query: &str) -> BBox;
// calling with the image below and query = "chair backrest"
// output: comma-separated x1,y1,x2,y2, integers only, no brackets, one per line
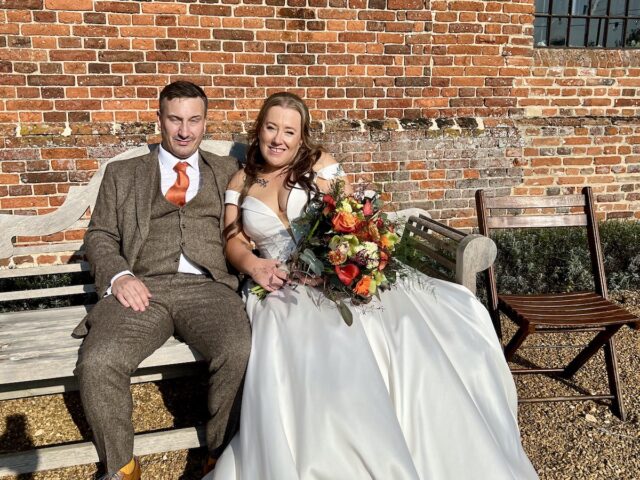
475,186,608,312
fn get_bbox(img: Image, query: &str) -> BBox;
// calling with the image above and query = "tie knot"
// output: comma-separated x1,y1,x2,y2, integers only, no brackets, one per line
174,161,189,173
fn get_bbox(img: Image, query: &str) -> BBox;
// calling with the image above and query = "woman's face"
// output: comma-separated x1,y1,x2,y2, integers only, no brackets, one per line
258,105,303,170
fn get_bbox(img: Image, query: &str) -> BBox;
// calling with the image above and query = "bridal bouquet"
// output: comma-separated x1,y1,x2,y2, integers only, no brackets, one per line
252,179,402,325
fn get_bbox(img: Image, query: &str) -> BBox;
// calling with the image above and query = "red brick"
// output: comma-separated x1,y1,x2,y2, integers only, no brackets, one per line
54,100,102,110
1,196,50,208
45,0,93,10
1,0,43,8
189,4,232,16
27,75,75,87
141,3,186,14
73,25,119,37
95,1,139,13
120,27,166,38
21,24,71,36
167,27,211,39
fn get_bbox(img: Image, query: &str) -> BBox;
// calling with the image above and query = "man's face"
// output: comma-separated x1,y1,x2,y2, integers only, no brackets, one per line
157,96,206,159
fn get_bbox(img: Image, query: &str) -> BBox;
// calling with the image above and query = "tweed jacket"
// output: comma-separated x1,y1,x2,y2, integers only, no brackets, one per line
84,145,240,298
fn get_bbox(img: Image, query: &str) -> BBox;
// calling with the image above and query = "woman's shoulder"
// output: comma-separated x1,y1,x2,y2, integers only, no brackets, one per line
226,168,246,193
312,152,338,173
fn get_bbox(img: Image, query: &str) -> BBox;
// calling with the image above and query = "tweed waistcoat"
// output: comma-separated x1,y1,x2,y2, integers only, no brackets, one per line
134,157,237,290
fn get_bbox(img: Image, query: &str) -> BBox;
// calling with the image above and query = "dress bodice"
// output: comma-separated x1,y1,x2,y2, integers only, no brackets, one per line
224,163,344,262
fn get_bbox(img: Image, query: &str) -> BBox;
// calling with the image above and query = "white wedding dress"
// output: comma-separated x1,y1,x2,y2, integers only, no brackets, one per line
206,164,538,480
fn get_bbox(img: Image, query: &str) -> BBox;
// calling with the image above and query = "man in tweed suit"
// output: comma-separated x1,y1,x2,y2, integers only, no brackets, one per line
73,81,250,479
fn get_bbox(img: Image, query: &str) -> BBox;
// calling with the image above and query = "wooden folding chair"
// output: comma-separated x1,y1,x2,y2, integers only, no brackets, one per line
475,186,638,420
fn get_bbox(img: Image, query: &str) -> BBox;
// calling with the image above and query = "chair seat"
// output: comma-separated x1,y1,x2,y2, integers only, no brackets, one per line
499,292,638,327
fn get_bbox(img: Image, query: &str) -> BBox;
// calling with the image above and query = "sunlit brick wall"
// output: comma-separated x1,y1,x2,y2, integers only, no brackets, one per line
0,0,638,242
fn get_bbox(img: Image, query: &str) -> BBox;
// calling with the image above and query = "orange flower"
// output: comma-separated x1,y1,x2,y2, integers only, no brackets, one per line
353,275,372,297
332,211,359,233
380,231,399,250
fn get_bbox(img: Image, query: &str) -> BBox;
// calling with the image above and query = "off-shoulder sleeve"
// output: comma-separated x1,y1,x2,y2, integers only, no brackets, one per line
316,163,346,180
225,189,241,205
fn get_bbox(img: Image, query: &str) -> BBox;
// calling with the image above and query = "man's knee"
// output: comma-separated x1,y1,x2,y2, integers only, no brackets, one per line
76,340,139,382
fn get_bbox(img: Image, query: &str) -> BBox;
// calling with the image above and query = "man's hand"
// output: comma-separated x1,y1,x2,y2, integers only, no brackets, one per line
112,275,152,311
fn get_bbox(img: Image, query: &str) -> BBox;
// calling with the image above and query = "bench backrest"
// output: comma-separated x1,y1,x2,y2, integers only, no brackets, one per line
388,208,496,294
0,140,246,309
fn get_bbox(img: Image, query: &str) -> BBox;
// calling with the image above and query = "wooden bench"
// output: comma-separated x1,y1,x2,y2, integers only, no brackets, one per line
0,141,496,476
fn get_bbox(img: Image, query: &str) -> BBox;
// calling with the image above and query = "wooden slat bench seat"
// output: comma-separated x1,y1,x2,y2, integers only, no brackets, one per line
0,141,497,476
0,305,203,400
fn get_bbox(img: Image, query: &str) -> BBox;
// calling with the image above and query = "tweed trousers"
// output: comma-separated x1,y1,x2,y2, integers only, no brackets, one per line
74,273,251,474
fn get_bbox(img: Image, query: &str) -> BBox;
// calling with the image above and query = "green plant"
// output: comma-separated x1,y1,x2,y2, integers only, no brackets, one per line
0,272,95,313
487,220,640,295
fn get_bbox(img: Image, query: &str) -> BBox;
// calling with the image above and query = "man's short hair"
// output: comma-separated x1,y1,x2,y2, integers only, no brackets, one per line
159,81,208,113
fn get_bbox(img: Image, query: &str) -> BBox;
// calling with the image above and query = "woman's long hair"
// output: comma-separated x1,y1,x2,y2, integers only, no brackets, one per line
225,92,325,240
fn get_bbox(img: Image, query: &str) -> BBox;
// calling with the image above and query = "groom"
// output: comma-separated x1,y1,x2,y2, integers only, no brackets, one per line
73,81,251,479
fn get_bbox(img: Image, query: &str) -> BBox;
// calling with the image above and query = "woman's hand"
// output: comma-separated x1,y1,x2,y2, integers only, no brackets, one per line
249,258,289,292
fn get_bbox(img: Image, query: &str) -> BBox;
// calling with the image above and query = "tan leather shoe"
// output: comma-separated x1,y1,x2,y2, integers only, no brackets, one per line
203,455,217,476
99,456,141,480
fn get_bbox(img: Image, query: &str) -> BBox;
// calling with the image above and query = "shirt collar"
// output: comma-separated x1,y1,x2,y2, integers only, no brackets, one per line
158,144,200,172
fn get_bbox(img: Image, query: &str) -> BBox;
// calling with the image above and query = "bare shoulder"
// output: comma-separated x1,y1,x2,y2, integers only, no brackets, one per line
226,168,246,192
312,152,338,172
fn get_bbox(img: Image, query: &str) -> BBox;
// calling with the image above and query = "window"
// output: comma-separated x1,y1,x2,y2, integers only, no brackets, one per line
535,0,640,48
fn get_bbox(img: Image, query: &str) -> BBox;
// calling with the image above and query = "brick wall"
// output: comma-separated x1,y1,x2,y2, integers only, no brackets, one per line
0,0,638,250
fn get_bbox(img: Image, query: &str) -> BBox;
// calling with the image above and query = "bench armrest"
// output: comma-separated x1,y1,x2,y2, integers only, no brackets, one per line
389,208,496,295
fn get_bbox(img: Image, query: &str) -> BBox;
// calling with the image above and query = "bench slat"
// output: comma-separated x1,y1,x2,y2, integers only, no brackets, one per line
0,284,95,302
10,242,85,257
406,226,458,255
0,262,90,279
0,309,202,384
0,363,204,400
0,322,79,339
404,239,456,271
0,425,205,476
0,304,89,322
408,215,466,242
0,338,201,384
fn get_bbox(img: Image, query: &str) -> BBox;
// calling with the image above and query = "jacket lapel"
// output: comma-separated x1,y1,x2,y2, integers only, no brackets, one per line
134,146,160,246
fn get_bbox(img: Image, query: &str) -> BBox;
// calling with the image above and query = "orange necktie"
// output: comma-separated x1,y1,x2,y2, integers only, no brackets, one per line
166,161,190,207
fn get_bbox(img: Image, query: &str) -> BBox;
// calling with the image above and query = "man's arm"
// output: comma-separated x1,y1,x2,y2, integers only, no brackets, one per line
84,164,133,297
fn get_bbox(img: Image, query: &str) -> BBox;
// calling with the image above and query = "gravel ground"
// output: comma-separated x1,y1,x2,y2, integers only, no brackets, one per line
1,291,639,480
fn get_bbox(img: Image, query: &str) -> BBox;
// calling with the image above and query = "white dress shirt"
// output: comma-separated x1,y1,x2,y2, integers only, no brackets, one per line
107,145,206,295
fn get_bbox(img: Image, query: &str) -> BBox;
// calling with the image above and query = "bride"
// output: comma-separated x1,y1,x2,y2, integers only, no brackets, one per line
205,92,538,480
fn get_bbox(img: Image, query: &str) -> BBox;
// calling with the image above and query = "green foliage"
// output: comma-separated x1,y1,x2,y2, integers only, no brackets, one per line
0,272,96,313
488,220,640,295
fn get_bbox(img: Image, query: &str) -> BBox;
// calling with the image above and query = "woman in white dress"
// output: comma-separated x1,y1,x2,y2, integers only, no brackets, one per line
205,92,538,480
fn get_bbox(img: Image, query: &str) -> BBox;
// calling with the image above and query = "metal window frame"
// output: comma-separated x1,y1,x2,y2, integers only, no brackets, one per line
534,0,640,48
